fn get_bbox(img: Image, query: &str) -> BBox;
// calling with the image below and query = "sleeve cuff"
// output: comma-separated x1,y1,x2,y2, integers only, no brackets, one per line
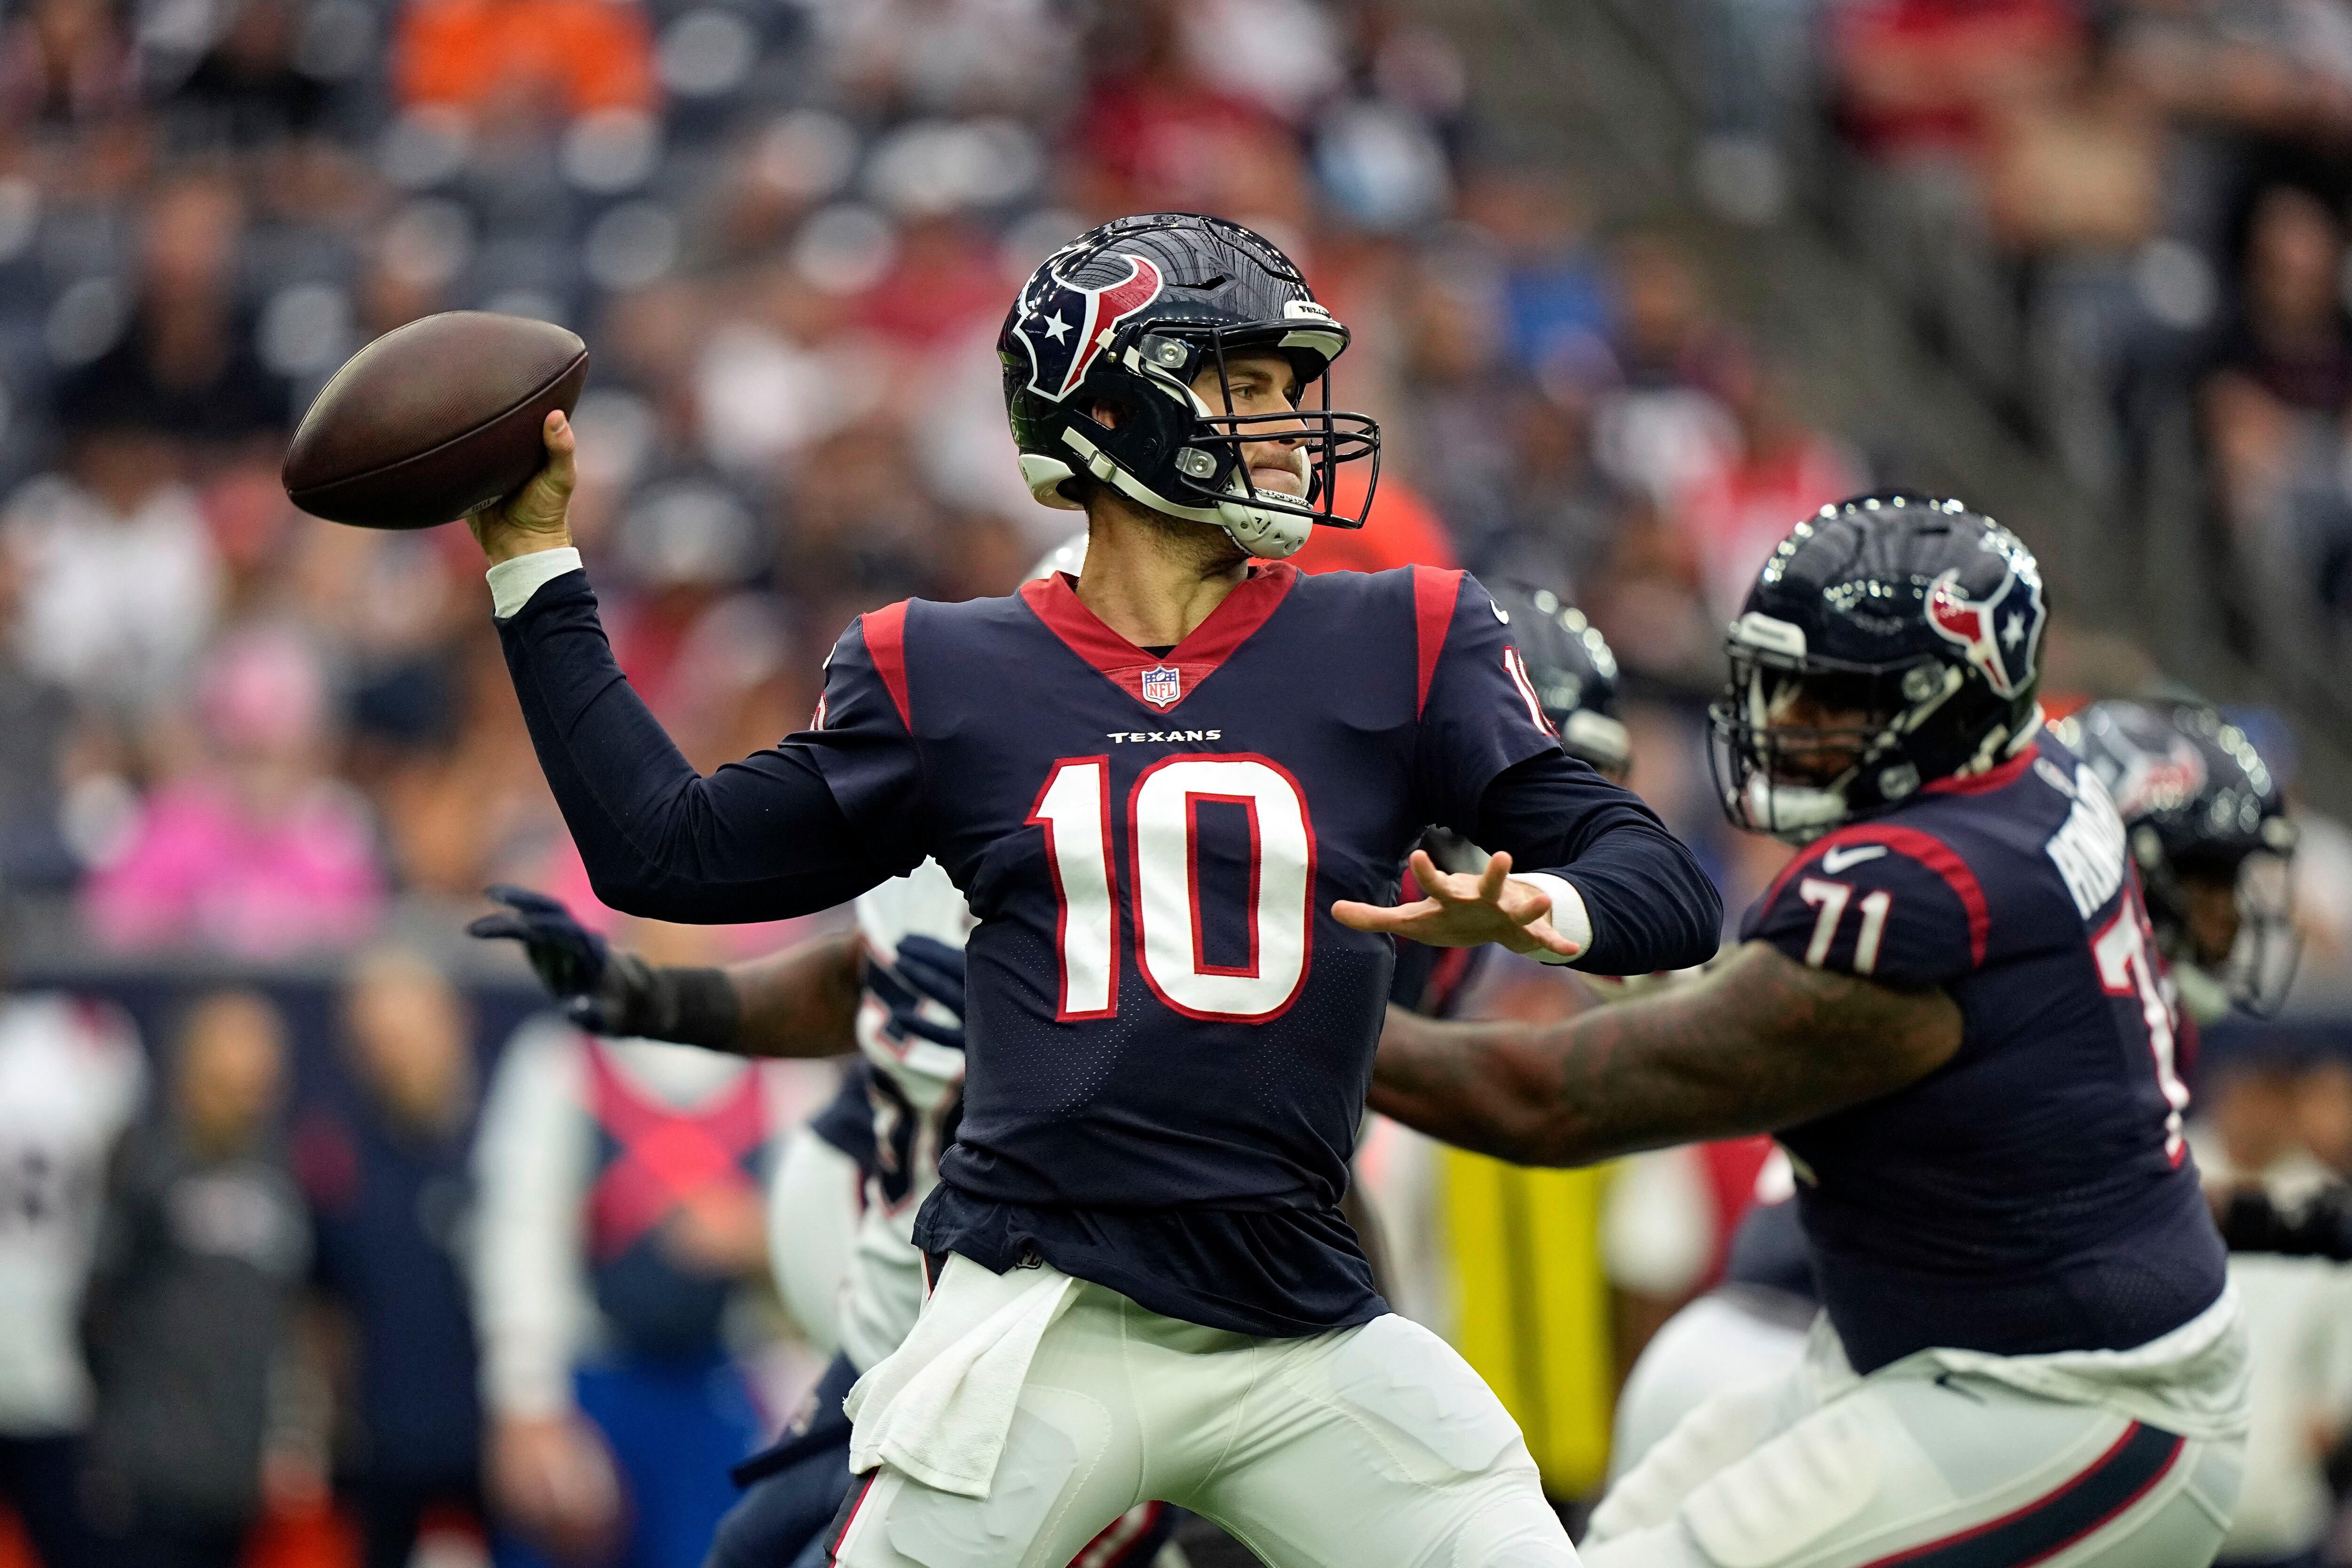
1515,871,1593,966
487,547,583,619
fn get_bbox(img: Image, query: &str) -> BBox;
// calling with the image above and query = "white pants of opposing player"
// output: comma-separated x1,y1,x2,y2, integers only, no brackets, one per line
831,1256,1574,1568
1610,1289,1811,1484
1586,1293,2252,1568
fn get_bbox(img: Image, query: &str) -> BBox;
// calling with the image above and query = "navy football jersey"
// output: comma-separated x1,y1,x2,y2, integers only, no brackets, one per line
1738,730,2227,1371
491,559,1719,1336
804,563,1688,1333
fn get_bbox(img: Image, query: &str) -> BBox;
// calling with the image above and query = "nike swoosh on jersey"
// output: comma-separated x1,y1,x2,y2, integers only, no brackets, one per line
1821,843,1889,874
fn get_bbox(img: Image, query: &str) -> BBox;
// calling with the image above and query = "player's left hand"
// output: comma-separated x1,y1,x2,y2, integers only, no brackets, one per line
1332,849,1583,960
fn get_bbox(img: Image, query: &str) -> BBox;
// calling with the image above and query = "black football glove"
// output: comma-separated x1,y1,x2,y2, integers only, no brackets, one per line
469,885,736,1046
877,934,969,1050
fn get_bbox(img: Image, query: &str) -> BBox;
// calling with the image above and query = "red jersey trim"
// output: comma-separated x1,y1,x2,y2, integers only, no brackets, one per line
1411,566,1463,718
1764,823,1991,966
1017,565,1297,715
1923,748,2034,797
861,602,914,730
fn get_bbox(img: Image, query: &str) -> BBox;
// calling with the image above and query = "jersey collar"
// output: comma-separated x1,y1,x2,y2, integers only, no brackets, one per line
1018,563,1298,716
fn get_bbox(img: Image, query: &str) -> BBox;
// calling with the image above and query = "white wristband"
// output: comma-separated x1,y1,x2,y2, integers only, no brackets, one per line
1513,871,1593,965
487,547,584,619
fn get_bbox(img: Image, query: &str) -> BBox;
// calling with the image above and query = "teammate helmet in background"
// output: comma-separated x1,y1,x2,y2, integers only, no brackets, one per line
1709,492,2049,842
1488,582,1632,780
998,213,1380,561
2058,699,2300,1017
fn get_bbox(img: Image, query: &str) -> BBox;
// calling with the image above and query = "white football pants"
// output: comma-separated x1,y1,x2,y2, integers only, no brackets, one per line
1610,1289,1810,1484
829,1258,1575,1568
1586,1303,2250,1568
769,1128,864,1357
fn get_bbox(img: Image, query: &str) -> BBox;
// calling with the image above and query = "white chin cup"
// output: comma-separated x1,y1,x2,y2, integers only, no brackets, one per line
1745,776,1850,842
1216,499,1312,559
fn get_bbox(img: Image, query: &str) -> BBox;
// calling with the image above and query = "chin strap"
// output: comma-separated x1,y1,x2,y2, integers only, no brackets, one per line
1215,500,1311,559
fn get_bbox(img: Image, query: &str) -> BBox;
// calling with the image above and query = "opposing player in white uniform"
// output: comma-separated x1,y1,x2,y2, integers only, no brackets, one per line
0,988,145,1566
1373,497,2251,1568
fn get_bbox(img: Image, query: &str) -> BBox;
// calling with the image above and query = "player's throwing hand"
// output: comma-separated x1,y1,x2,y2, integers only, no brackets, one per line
468,409,577,563
1333,848,1583,960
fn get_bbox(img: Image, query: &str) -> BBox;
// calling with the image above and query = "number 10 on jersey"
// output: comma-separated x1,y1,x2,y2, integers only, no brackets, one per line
1029,755,1318,1024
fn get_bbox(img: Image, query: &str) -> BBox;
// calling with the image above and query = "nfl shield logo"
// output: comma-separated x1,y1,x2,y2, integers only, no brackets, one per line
1141,665,1181,707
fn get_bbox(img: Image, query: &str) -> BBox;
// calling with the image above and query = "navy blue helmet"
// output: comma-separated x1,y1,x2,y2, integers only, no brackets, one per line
1489,581,1631,779
999,213,1380,561
1710,492,2049,841
2059,699,2299,1016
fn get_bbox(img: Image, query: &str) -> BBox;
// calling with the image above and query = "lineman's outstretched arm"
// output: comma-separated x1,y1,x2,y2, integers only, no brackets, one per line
1368,940,1962,1167
471,887,865,1058
470,413,891,924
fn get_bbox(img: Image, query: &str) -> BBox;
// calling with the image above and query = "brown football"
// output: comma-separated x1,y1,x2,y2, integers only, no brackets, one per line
282,312,589,530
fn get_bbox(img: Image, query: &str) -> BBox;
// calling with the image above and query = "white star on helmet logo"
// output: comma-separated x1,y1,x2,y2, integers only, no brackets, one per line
2001,611,2026,650
1042,312,1071,343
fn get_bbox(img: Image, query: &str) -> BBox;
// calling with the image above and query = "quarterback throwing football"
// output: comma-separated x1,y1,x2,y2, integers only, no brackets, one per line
463,214,1721,1566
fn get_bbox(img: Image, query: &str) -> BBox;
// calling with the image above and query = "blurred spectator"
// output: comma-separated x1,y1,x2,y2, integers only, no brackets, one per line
1,431,220,713
1067,0,1309,220
84,989,313,1568
808,0,1077,118
0,982,143,1568
2208,188,2352,432
1831,0,2084,391
371,630,562,903
0,0,136,132
1457,167,1612,380
2202,188,2352,668
393,0,658,119
295,947,488,1568
1594,233,1743,509
470,934,826,1568
1670,354,1867,624
0,551,88,893
54,173,290,452
84,622,384,957
163,0,334,152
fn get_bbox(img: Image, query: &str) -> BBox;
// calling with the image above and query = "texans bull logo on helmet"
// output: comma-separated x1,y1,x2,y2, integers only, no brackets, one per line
1008,251,1168,404
1925,556,2046,700
2096,729,2211,822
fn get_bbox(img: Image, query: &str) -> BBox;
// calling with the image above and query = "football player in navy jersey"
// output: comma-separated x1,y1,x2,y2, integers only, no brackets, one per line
459,211,1720,1568
471,560,1640,1568
2059,699,2300,1030
1372,494,2252,1568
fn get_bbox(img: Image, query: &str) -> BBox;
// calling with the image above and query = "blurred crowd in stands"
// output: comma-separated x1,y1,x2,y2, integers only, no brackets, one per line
0,0,1822,958
1683,0,2352,717
2,0,2352,1563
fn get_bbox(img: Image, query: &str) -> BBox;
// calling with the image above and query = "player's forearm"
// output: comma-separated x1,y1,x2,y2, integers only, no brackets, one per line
493,569,880,922
1369,996,1768,1166
1369,1006,1573,1164
725,931,865,1059
1372,943,1962,1166
1471,753,1723,974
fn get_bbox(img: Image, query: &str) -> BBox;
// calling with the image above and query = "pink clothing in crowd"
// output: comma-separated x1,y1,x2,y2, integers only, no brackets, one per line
84,780,384,958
